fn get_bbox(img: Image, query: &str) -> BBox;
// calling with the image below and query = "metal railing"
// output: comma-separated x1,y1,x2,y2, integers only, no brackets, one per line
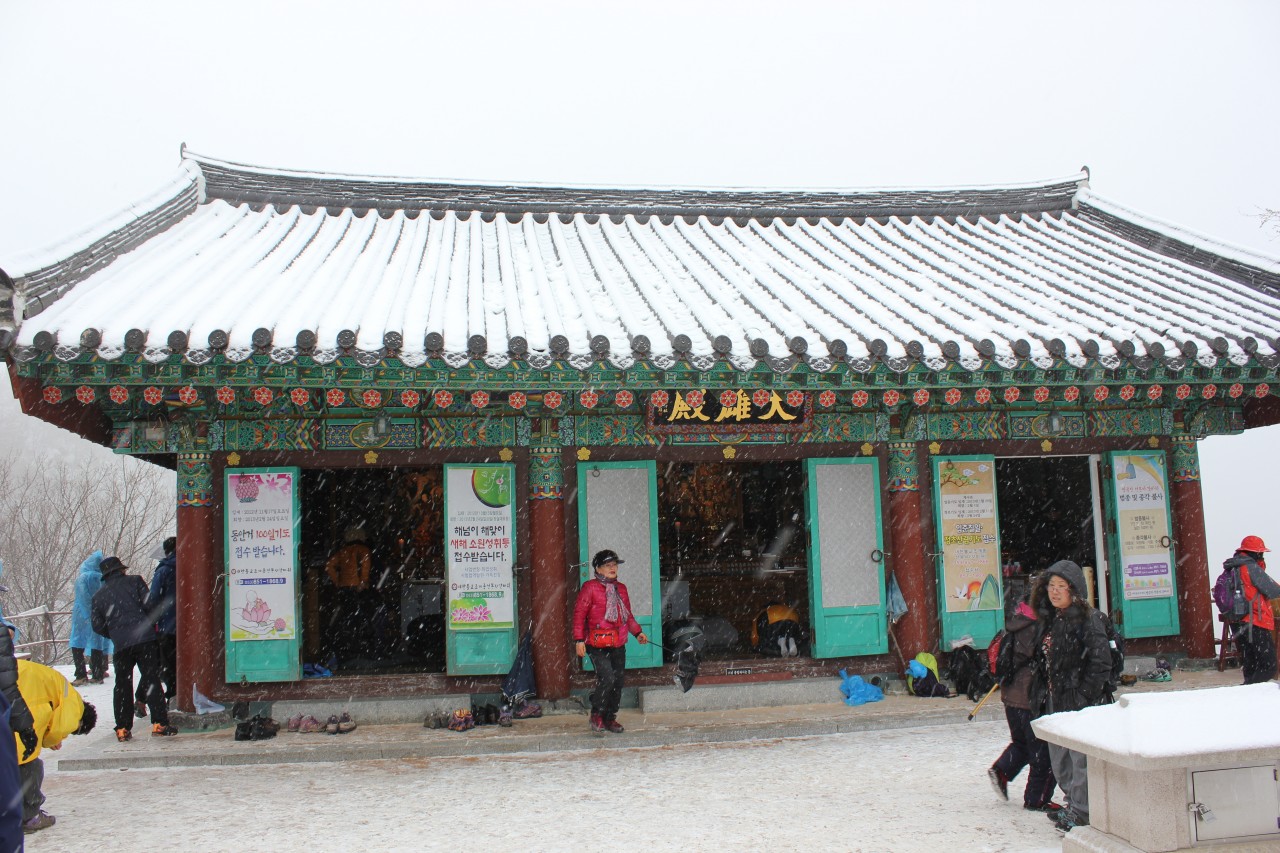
5,606,70,663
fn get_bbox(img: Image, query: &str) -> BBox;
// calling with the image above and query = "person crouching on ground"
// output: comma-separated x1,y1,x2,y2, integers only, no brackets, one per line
14,658,97,834
989,595,1058,814
1028,560,1112,834
573,549,647,734
90,556,177,740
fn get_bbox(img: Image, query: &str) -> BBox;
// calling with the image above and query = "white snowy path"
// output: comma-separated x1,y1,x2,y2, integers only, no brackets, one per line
31,715,1061,853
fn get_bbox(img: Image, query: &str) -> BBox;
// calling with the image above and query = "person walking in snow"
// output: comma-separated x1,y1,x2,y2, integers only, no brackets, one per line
143,537,178,703
90,556,177,740
1220,535,1280,684
13,659,97,835
988,595,1058,814
572,549,647,734
69,550,113,686
1028,560,1112,834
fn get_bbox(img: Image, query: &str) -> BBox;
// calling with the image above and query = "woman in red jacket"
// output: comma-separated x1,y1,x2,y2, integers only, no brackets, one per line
573,550,648,734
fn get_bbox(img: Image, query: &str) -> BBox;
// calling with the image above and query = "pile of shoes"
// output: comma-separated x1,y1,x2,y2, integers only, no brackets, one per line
285,712,356,734
471,703,502,726
1140,667,1172,682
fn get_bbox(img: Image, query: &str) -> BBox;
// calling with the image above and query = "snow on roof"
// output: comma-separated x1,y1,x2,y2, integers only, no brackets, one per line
7,153,1280,369
1032,683,1280,770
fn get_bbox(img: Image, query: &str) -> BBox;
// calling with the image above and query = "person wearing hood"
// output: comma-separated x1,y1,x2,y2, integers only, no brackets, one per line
143,537,178,703
572,549,647,734
90,556,177,741
988,595,1058,814
1028,560,1112,834
1220,535,1280,684
12,659,97,834
69,550,114,686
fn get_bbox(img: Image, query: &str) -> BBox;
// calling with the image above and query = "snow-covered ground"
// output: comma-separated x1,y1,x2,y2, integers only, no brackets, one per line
28,670,1063,853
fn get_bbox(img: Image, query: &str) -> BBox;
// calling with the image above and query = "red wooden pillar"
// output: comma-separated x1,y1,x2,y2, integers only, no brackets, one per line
1171,437,1214,659
887,441,935,661
175,452,222,711
528,438,570,699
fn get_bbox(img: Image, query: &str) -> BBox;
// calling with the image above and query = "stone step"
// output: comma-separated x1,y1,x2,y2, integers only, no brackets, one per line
640,675,877,713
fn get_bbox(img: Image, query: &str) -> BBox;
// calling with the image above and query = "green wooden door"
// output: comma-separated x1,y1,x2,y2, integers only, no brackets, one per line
444,463,518,675
225,468,302,683
576,460,662,669
1102,450,1180,638
803,458,887,658
932,455,1004,648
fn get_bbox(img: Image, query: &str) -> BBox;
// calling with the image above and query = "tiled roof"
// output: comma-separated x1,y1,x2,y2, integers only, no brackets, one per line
4,151,1280,372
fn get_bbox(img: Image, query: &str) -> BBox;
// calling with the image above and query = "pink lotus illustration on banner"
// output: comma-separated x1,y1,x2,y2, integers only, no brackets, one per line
242,595,272,625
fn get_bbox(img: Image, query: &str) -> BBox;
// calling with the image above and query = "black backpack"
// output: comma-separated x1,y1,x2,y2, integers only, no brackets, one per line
946,644,995,701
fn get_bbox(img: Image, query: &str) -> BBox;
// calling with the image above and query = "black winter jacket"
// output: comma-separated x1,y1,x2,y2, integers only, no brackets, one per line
91,569,158,651
0,627,34,732
1028,602,1112,716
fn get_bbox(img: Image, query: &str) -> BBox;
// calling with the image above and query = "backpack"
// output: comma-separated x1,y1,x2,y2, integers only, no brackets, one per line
987,629,1025,685
946,644,995,701
1213,563,1251,622
1096,610,1125,699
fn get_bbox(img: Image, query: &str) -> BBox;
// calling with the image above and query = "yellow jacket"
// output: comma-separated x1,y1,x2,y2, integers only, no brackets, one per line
14,659,84,764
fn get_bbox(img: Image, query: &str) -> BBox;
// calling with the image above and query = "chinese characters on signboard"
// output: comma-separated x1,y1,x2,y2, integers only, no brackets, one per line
226,470,299,642
936,458,1003,613
1112,453,1174,600
444,465,516,630
648,389,809,434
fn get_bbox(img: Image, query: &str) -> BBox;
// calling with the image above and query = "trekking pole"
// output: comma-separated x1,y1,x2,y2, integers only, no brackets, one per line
967,682,1000,722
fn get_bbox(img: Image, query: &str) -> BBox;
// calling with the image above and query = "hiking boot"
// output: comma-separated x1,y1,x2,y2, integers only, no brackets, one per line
589,713,605,734
603,717,624,734
298,715,325,733
325,715,341,735
988,766,1008,801
1025,801,1064,814
337,712,357,734
1053,810,1088,832
22,810,55,833
134,699,148,718
151,723,178,737
497,705,513,727
115,727,132,742
71,677,88,687
513,701,542,719
286,713,304,733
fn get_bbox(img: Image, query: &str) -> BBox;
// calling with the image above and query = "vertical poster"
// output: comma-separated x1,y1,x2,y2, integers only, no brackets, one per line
226,469,299,641
1111,453,1174,599
444,464,516,630
936,457,1002,613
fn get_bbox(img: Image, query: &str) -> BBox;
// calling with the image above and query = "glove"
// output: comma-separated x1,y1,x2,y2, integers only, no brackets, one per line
17,728,38,761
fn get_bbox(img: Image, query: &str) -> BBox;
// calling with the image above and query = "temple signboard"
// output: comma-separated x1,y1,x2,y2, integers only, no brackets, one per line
648,389,811,434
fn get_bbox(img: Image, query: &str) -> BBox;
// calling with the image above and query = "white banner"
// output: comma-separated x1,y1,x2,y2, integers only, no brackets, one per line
226,470,299,641
444,465,515,630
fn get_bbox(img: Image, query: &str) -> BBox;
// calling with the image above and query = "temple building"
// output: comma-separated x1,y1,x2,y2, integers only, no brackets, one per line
3,149,1279,709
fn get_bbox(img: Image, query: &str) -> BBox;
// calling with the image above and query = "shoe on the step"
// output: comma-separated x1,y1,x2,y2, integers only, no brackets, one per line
497,705,513,727
988,766,1008,801
603,717,624,734
1053,810,1089,832
325,715,341,735
134,699,148,718
115,727,132,743
589,712,605,734
1025,801,1064,814
286,713,304,733
151,723,178,737
298,714,325,733
513,701,542,719
337,712,356,734
22,810,55,833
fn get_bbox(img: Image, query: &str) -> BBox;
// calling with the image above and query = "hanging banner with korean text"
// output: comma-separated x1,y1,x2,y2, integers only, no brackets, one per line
934,456,1003,613
444,464,516,630
225,468,300,642
1111,452,1174,600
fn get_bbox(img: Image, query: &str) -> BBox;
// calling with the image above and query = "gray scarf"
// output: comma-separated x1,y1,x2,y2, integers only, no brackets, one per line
596,573,630,625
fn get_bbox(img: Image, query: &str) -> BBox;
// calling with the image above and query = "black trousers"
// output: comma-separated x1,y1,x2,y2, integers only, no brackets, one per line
136,634,177,702
17,758,43,821
586,645,627,719
1235,623,1278,684
72,647,107,682
113,641,168,731
994,705,1057,807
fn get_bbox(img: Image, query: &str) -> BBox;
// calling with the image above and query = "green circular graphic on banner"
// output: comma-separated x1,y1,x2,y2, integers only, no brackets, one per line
471,468,511,508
